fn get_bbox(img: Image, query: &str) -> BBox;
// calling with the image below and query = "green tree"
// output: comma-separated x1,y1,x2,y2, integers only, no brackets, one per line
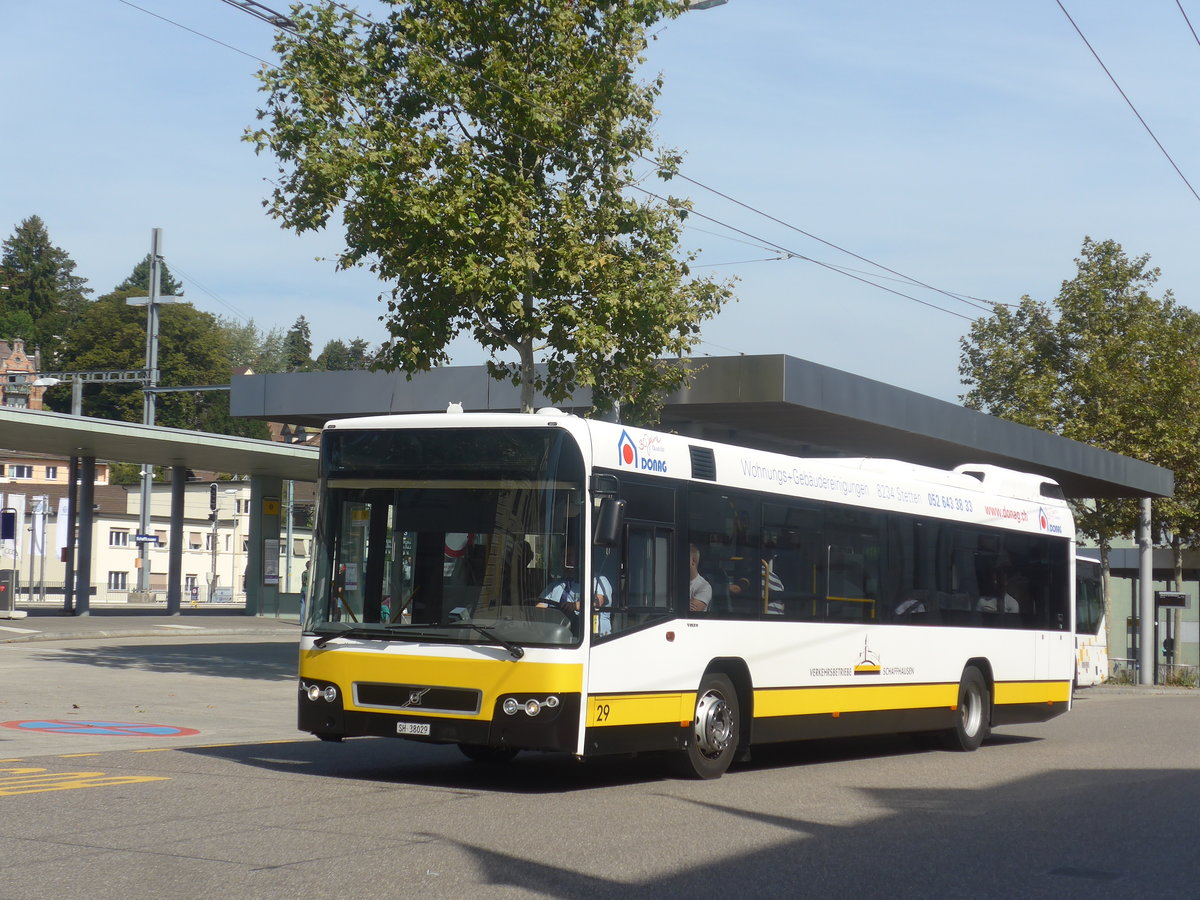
283,315,312,372
218,317,289,373
960,237,1200,648
0,215,91,360
248,0,732,419
315,336,374,370
50,259,242,432
113,253,184,297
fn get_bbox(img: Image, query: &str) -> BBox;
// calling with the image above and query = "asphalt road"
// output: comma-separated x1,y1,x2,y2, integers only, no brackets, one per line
1,630,1198,899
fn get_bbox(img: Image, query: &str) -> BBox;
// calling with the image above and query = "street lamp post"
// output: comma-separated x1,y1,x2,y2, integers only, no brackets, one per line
127,229,184,599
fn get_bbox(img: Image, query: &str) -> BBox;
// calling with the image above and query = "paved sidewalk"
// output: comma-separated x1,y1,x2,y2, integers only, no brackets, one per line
0,606,300,644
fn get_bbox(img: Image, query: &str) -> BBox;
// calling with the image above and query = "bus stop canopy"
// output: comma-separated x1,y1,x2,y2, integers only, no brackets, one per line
0,407,318,481
229,354,1171,500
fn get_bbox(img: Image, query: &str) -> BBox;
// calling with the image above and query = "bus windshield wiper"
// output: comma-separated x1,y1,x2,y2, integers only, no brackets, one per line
312,621,524,659
312,622,413,647
445,622,525,660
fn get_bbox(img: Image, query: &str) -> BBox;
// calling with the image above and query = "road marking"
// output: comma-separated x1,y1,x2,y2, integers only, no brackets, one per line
0,766,168,796
151,623,204,629
1,720,200,737
0,625,38,634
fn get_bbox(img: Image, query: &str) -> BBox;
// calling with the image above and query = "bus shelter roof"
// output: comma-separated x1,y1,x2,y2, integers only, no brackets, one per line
229,354,1171,500
0,407,318,481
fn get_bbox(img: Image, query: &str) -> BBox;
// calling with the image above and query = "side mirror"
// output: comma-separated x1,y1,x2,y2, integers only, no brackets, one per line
593,498,625,548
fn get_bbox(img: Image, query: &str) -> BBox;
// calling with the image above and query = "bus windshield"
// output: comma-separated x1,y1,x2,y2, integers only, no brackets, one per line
308,427,587,648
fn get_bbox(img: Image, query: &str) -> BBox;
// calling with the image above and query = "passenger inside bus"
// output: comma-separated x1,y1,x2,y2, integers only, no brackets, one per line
689,544,713,612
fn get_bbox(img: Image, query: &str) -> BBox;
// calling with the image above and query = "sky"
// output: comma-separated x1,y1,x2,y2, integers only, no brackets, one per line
3,1,1199,404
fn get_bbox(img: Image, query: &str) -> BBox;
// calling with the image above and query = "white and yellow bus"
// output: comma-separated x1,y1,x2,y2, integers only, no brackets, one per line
299,410,1076,778
1074,555,1107,686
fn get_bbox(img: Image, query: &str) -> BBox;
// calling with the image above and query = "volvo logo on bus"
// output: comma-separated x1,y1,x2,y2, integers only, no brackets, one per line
400,688,431,709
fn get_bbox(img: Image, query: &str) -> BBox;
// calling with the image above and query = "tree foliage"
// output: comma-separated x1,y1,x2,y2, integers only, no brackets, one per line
0,215,91,362
961,237,1200,546
114,253,185,297
47,259,259,434
248,0,733,418
960,237,1200,651
316,337,374,370
218,316,289,373
284,315,313,371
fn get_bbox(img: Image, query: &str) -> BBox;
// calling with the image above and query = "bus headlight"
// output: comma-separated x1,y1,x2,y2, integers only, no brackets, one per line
322,685,338,702
524,699,542,716
503,698,520,716
306,683,322,702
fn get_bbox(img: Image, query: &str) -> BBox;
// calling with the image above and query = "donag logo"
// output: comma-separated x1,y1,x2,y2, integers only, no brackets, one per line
617,430,638,468
1039,507,1065,535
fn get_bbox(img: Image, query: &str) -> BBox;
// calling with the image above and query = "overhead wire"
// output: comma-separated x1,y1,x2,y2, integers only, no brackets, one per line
1055,0,1200,205
311,0,1002,317
134,0,1001,323
1176,0,1200,51
117,0,270,63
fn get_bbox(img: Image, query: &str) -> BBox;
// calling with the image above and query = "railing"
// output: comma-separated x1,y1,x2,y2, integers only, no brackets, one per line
1107,657,1197,686
17,583,244,606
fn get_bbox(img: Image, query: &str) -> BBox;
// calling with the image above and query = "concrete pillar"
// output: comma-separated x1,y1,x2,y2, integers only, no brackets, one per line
74,457,95,616
166,466,186,615
1138,497,1154,685
246,474,283,617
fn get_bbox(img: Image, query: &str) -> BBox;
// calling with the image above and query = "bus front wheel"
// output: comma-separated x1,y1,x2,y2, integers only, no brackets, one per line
944,667,990,751
674,673,739,779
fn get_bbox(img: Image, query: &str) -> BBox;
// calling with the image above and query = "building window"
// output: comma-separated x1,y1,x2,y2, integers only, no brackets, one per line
45,466,58,480
109,529,129,547
293,538,306,557
189,532,201,550
155,530,167,548
11,465,32,479
107,571,128,591
205,534,215,552
235,499,248,514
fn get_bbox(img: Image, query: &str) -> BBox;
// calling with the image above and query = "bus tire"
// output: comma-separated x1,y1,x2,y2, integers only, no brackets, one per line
944,667,990,752
458,743,519,764
674,673,739,779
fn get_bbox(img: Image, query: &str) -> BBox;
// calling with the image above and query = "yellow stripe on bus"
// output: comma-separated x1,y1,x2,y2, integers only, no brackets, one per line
589,693,696,728
754,683,958,718
993,680,1071,705
301,650,584,715
589,680,1070,728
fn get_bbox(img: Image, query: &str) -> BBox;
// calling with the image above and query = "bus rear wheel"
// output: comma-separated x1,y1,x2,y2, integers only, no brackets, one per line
458,743,519,764
674,673,739,779
944,667,990,751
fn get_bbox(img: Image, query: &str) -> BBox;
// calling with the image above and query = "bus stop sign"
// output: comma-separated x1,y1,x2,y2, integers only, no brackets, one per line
1155,591,1189,608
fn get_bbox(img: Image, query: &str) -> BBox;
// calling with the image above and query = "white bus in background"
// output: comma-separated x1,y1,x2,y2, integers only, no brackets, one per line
298,410,1077,779
1074,554,1107,686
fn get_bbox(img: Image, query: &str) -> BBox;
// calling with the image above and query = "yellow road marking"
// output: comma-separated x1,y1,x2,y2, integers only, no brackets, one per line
0,767,168,796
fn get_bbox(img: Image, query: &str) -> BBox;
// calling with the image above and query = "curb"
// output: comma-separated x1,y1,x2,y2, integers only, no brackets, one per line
0,624,301,645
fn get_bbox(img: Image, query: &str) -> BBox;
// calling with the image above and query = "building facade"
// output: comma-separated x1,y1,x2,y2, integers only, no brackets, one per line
0,339,47,410
1,474,312,606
